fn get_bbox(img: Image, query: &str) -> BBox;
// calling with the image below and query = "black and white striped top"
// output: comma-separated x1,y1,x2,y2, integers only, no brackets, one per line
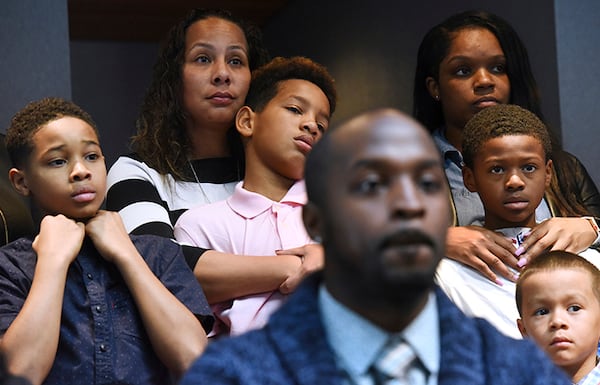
106,154,241,266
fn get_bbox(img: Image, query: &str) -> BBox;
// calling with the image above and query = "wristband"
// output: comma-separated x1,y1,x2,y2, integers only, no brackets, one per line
582,216,600,247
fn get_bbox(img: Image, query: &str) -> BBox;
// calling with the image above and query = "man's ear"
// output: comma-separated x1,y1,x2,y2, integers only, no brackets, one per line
516,318,528,338
302,201,324,244
544,159,553,188
462,166,478,192
235,106,255,138
9,168,30,197
425,76,440,101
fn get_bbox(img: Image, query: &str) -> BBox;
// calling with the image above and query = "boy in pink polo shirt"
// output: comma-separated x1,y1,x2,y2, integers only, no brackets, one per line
175,56,336,336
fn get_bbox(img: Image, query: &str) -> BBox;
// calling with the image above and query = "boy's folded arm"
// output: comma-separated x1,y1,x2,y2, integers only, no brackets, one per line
0,215,83,385
0,256,72,385
87,211,207,375
193,250,302,304
112,250,208,376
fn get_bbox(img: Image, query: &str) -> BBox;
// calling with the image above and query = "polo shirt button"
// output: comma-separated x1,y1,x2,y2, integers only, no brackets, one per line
99,344,107,352
95,305,101,313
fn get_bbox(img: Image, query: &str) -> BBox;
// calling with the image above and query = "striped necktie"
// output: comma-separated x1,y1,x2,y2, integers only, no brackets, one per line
372,339,416,385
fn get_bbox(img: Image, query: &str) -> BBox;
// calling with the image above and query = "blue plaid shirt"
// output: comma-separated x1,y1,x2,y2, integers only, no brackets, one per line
577,358,600,385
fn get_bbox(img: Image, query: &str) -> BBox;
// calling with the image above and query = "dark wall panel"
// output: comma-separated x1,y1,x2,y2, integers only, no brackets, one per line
1,1,72,133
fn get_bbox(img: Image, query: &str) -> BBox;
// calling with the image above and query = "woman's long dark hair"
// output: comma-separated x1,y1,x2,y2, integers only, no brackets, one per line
132,8,269,181
412,10,593,217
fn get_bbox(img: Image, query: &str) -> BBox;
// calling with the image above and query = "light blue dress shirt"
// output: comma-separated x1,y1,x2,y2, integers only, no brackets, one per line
319,285,439,385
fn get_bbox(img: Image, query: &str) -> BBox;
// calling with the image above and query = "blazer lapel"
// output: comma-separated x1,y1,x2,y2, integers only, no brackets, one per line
264,281,491,385
436,288,487,385
265,274,346,385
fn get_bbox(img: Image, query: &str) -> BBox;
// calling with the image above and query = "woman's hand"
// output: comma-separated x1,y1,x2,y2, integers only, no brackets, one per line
446,226,519,284
515,217,597,267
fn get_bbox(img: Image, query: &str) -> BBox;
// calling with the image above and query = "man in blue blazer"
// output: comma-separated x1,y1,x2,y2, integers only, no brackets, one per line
180,109,570,385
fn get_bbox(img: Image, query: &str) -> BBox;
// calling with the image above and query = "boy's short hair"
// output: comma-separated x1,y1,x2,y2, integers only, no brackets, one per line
515,250,600,316
462,104,552,169
245,56,337,115
5,97,98,169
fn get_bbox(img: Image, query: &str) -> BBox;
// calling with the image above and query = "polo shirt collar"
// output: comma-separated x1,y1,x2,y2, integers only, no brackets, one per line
227,180,306,219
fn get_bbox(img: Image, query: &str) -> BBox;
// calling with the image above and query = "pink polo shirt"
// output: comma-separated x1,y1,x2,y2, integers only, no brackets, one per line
174,180,311,336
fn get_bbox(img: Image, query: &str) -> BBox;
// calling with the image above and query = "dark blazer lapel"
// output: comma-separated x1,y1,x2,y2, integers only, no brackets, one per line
436,287,487,385
265,274,346,385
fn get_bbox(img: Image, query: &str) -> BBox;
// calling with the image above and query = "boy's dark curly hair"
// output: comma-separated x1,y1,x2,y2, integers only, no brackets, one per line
245,56,337,115
6,97,98,168
462,104,551,169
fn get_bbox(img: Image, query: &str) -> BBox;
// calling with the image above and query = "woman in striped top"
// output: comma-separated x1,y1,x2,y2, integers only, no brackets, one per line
107,9,314,304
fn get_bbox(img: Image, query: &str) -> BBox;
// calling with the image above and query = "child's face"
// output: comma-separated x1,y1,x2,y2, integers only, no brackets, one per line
14,117,106,221
245,79,330,180
517,268,600,379
463,134,551,229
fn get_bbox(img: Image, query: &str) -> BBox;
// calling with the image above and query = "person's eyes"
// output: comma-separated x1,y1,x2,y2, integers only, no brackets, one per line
228,56,247,66
316,122,327,133
85,153,101,162
351,175,384,195
419,174,443,193
492,63,506,73
286,106,302,115
357,180,381,194
533,308,549,316
522,164,537,173
48,158,66,167
194,55,211,63
455,67,471,76
567,305,582,313
490,166,504,174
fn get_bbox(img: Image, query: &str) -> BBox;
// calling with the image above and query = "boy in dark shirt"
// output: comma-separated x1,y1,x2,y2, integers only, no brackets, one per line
0,97,211,385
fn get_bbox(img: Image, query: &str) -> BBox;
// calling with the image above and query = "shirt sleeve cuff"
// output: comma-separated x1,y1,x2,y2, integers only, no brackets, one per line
583,216,600,247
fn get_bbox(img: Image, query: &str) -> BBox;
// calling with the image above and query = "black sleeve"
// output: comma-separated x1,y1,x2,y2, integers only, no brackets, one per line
182,244,209,271
571,152,600,217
